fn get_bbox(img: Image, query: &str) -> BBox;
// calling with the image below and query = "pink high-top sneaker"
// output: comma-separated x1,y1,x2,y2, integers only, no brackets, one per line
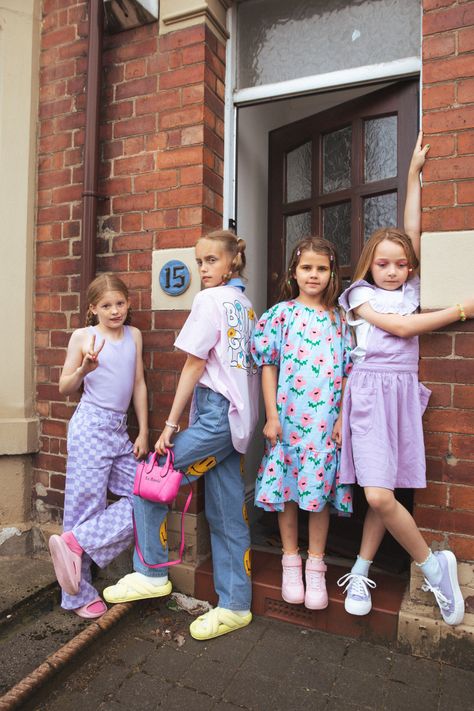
305,557,328,610
281,553,304,604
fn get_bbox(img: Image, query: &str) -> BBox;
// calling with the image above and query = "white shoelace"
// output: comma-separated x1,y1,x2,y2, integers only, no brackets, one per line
337,573,376,598
283,566,302,584
306,571,324,591
421,579,450,610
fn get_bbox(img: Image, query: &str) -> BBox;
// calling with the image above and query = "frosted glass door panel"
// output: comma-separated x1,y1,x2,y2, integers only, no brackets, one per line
286,142,312,203
365,116,397,183
364,193,397,241
286,212,312,265
237,0,421,89
323,126,352,194
322,202,351,266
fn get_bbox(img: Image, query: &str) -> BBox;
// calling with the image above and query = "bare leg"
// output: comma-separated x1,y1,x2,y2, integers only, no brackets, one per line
359,507,386,561
364,487,430,563
278,501,299,554
308,506,330,557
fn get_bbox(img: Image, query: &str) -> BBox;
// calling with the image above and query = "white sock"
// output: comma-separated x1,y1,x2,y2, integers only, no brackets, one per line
135,571,168,586
219,607,250,616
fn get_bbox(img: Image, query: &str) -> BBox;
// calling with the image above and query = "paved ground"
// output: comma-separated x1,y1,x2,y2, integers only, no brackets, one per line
26,597,474,711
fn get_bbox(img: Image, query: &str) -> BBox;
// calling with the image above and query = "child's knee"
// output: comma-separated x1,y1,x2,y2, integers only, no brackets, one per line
365,487,394,514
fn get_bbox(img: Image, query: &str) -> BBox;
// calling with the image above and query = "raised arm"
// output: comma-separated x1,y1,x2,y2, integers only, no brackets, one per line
404,131,430,262
355,299,474,339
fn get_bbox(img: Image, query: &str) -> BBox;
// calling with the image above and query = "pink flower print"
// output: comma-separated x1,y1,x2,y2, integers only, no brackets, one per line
284,453,293,466
307,441,317,453
300,450,307,465
270,347,279,361
277,476,283,489
294,375,306,389
259,493,271,505
261,336,269,348
300,320,308,329
279,312,287,324
283,486,291,499
346,362,353,374
325,367,334,378
316,468,324,480
283,342,294,355
336,327,342,337
307,499,320,511
328,393,335,406
267,463,277,476
299,476,308,491
326,335,333,344
289,431,301,445
258,463,264,474
334,376,342,389
342,492,352,504
291,467,299,479
285,362,294,375
309,327,320,339
318,420,327,432
297,345,309,360
325,452,333,464
335,471,340,483
309,388,321,403
301,412,313,427
251,343,257,355
272,316,280,327
333,352,339,364
278,393,288,404
314,354,325,366
294,309,301,318
257,320,266,331
287,403,296,417
324,481,332,495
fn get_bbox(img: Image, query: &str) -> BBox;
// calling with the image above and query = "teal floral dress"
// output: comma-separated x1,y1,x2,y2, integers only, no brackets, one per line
252,300,353,515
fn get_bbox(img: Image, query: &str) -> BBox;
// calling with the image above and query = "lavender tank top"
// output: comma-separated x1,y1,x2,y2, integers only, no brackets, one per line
82,325,136,413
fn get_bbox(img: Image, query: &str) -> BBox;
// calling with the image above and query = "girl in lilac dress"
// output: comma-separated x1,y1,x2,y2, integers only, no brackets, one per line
337,133,474,626
252,238,353,610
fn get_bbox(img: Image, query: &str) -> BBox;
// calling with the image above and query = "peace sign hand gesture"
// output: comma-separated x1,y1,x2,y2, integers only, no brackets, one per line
79,334,105,376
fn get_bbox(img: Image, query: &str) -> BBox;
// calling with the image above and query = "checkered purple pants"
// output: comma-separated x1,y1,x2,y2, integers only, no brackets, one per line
61,402,136,610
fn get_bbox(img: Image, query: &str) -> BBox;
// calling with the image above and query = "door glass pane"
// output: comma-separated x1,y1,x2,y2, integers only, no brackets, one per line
323,126,352,194
237,0,421,89
363,193,397,241
286,142,312,203
285,212,312,265
322,202,351,266
364,116,397,183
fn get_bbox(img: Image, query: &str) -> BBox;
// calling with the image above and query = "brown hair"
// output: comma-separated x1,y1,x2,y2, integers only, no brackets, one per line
85,273,131,326
353,227,419,284
198,229,247,281
278,236,341,311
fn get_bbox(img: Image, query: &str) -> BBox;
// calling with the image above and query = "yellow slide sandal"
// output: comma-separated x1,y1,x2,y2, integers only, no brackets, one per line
189,607,252,640
103,573,172,604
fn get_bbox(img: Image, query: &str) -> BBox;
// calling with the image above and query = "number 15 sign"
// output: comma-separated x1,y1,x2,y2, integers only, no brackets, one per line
159,260,191,296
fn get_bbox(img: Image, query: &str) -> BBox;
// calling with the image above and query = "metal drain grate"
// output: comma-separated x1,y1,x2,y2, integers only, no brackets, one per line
265,597,314,623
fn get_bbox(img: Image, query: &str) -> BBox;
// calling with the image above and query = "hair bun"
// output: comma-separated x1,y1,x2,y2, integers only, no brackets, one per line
236,237,246,252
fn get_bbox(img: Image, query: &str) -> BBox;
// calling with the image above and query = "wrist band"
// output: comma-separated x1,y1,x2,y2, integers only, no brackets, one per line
456,303,466,322
165,420,181,433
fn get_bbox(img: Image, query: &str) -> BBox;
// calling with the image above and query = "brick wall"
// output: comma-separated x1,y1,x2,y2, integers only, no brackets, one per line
416,0,474,563
34,0,225,523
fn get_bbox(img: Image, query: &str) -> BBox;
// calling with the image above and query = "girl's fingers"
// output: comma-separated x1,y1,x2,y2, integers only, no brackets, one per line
94,338,106,356
90,334,96,352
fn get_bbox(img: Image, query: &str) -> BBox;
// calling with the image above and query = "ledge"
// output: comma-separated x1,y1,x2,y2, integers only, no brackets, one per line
0,418,40,455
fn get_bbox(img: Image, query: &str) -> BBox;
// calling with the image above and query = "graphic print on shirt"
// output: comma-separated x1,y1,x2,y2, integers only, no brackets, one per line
224,301,258,375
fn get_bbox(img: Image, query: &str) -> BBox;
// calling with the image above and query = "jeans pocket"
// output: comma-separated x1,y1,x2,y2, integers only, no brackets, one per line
349,387,377,436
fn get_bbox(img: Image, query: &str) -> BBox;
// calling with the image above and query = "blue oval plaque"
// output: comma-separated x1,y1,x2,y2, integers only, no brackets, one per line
159,260,191,296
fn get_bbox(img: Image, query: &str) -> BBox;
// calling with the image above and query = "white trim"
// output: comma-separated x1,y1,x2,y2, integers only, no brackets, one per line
233,57,421,106
222,3,237,226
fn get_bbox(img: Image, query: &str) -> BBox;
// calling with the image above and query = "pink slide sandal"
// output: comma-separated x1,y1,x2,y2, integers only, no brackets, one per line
74,597,107,619
48,534,82,595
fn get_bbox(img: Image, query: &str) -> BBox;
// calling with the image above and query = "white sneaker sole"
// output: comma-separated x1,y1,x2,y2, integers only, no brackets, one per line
344,597,372,616
440,551,465,626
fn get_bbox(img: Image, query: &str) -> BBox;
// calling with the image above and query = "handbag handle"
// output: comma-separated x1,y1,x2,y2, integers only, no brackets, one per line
144,448,174,476
133,472,192,570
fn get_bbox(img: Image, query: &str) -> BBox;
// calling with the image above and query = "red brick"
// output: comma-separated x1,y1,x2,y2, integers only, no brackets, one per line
415,506,474,535
424,408,474,434
156,146,203,169
423,32,456,60
120,214,142,232
112,193,155,213
420,334,454,359
422,205,474,231
424,383,452,407
458,78,474,106
159,105,204,131
458,131,474,154
114,154,155,176
129,252,152,271
422,83,456,110
114,114,156,139
123,136,145,156
125,58,147,80
423,4,474,35
424,107,474,135
104,38,157,64
36,241,69,259
459,25,474,53
453,384,474,409
36,453,67,474
115,76,157,101
42,419,67,437
450,485,474,511
450,433,474,459
38,168,71,190
458,181,474,204
37,204,71,224
159,64,205,90
159,25,206,52
447,535,474,560
415,482,449,507
183,84,205,106
42,25,76,49
52,184,82,204
157,186,202,209
103,101,134,122
455,333,474,357
102,176,132,197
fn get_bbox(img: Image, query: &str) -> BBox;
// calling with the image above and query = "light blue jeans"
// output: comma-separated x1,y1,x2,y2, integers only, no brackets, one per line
133,387,251,611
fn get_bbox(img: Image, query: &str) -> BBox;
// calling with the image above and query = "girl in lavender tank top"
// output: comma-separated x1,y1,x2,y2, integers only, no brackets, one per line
48,274,148,619
337,133,474,627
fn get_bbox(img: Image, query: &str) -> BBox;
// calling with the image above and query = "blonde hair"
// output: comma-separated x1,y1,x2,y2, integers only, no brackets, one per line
198,229,247,281
353,227,419,284
85,273,131,326
279,236,341,311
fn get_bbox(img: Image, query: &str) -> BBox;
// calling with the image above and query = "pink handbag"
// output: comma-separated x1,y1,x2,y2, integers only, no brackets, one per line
133,449,192,569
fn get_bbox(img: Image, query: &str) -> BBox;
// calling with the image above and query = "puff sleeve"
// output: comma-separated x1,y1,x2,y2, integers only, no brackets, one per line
251,303,285,367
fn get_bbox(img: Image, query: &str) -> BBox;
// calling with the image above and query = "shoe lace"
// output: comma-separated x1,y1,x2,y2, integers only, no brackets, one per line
283,566,301,584
421,579,450,611
337,573,376,597
306,571,324,591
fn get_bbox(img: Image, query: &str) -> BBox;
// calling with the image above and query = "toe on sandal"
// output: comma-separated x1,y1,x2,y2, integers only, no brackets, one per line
48,534,82,596
102,573,172,604
189,607,252,641
74,597,107,619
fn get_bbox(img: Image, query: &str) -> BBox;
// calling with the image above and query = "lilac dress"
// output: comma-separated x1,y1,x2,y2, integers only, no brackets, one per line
252,300,353,515
339,277,431,490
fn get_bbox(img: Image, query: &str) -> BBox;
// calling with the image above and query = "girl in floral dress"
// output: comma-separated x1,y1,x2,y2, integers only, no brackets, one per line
252,237,353,609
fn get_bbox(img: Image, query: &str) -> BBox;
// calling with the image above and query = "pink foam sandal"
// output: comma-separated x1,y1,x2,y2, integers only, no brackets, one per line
74,597,107,619
49,534,82,595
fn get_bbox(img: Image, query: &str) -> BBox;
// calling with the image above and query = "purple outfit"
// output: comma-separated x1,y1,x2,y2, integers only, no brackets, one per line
339,279,431,490
61,325,137,610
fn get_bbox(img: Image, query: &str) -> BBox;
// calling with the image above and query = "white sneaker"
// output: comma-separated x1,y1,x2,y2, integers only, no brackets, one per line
337,572,376,616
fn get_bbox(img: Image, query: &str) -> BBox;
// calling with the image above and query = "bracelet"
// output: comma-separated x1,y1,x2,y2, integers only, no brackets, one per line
456,303,466,322
165,420,181,433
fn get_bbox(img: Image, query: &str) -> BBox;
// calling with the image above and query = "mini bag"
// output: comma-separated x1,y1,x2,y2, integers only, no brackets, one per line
132,449,192,569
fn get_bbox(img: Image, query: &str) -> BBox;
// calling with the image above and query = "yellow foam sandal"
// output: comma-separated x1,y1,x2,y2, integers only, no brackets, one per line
189,607,252,640
103,573,172,604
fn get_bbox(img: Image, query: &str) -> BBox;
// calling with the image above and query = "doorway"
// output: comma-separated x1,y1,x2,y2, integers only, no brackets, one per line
238,80,419,574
